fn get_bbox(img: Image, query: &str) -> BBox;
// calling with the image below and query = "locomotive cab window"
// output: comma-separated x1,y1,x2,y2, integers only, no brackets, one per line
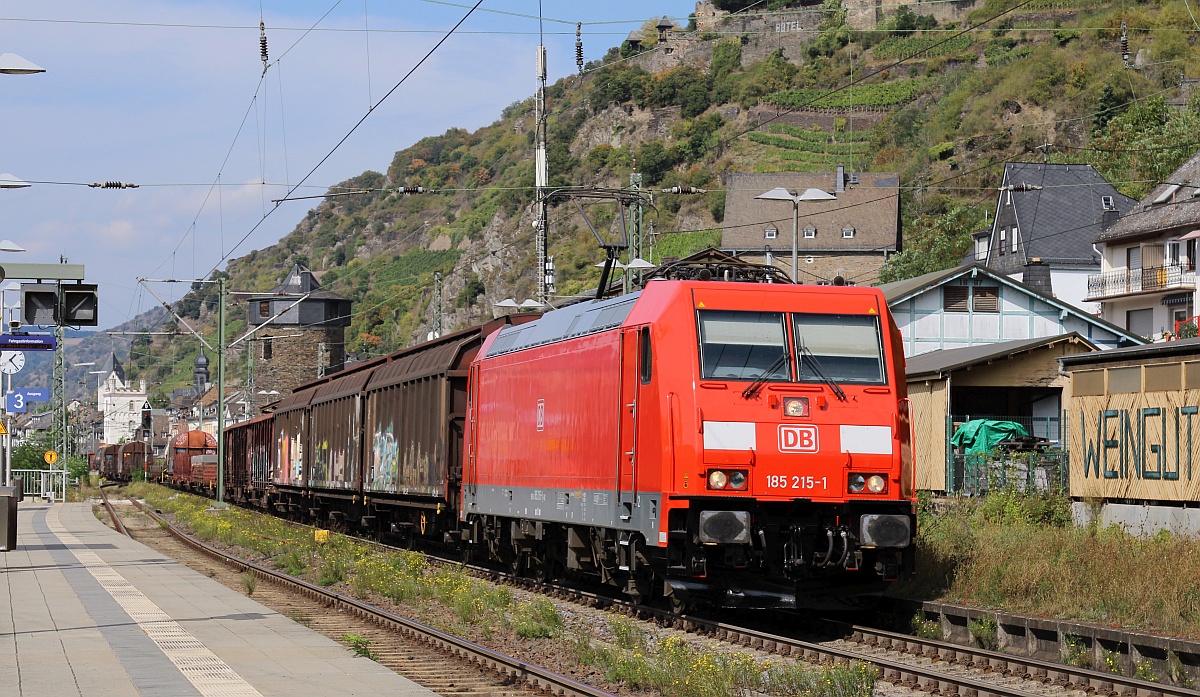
793,313,886,384
698,310,788,381
639,326,653,384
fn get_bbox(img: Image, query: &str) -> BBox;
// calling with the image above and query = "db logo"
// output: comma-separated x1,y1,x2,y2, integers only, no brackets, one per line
778,424,819,453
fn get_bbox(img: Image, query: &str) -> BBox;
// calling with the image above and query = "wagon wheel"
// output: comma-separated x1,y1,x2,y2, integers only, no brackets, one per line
668,593,690,616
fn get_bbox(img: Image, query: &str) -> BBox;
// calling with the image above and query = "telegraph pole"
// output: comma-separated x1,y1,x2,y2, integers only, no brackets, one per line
432,272,443,338
216,277,226,506
139,276,229,506
534,15,551,305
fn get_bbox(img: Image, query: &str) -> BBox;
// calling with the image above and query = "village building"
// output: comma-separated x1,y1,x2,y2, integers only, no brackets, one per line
880,263,1143,357
978,162,1137,309
246,264,352,403
1059,338,1200,536
1089,150,1200,340
721,169,900,287
95,350,148,445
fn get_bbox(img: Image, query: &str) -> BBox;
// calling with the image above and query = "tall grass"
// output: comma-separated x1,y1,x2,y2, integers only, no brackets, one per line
899,489,1200,638
577,618,875,697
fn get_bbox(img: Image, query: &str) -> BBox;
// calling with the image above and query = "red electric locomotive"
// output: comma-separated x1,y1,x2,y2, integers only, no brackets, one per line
462,279,914,608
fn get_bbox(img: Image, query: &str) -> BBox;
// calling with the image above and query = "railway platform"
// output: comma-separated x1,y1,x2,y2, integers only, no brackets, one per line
0,501,436,697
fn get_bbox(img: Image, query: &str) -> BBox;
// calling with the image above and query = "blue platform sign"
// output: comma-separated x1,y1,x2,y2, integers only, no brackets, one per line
5,393,26,413
14,388,49,402
0,333,56,351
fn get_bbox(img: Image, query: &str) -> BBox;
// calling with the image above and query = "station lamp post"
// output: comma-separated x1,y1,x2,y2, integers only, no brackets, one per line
754,187,837,283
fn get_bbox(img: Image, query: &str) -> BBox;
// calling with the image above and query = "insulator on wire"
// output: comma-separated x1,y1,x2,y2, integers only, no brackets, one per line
661,185,707,194
398,186,425,195
260,21,269,74
89,181,139,189
1120,22,1129,67
575,23,584,76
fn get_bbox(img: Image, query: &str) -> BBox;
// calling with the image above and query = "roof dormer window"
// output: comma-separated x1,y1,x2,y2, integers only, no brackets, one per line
842,225,856,238
765,225,777,240
1102,195,1115,210
1154,184,1181,204
803,225,816,239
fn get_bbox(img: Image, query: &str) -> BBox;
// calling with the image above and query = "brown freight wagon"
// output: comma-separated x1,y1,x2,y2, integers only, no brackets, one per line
258,315,536,536
118,441,156,481
189,455,219,490
171,430,216,486
99,444,120,479
224,413,273,504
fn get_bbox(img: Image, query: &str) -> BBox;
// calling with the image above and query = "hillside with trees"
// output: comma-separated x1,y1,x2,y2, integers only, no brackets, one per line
102,0,1200,402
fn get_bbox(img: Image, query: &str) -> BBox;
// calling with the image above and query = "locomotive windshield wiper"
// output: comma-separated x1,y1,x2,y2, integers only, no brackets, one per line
741,351,789,400
798,343,847,401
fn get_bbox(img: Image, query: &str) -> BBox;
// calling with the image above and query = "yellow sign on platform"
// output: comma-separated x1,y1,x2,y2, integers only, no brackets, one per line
44,450,58,465
0,421,7,436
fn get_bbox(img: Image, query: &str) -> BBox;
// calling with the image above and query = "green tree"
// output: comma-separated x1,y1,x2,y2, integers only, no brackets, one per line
1091,95,1200,200
877,205,983,284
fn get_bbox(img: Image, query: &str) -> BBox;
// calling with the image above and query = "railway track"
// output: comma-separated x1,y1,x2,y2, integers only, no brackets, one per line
98,490,615,697
341,528,1193,697
109,488,1194,697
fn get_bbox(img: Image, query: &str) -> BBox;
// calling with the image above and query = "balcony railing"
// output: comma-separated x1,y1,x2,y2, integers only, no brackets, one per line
1086,264,1196,300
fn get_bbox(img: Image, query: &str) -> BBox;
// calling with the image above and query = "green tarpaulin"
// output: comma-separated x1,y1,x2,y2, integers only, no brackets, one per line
950,419,1029,455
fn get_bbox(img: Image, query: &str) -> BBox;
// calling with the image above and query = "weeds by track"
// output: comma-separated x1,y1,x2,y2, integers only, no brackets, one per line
99,489,614,697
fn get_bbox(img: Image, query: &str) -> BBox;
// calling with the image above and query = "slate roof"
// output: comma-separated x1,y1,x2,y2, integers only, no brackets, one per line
994,162,1136,265
250,264,347,301
721,171,900,252
876,262,1146,346
904,333,1096,380
98,350,125,383
1097,149,1200,243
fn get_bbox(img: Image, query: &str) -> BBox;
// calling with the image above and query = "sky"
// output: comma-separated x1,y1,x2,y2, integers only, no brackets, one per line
0,0,698,329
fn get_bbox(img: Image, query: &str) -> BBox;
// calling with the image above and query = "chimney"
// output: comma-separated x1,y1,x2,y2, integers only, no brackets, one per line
836,165,845,193
1023,259,1054,296
1101,209,1120,229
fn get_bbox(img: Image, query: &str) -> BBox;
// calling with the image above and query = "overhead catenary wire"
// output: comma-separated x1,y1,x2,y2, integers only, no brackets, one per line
205,0,487,280
93,0,1186,331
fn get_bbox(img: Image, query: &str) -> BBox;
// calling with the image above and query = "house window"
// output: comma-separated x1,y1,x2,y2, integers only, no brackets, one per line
998,229,1006,256
1011,228,1018,253
1102,195,1115,210
975,236,988,260
943,286,970,312
765,225,777,240
973,286,999,312
262,339,273,361
842,225,856,238
943,285,999,313
258,301,270,318
1167,241,1182,266
803,225,816,239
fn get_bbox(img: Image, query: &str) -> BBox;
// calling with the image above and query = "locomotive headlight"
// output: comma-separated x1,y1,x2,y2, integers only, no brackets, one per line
708,470,728,489
783,397,809,417
848,474,866,493
728,470,747,490
867,475,887,494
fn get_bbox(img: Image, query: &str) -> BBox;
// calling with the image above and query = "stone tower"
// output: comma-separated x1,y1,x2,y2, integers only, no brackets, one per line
247,264,352,396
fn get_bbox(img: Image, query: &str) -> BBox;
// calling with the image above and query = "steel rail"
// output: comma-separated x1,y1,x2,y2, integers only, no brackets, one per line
98,485,131,538
120,497,617,697
130,486,1191,697
831,620,1190,697
247,518,1179,697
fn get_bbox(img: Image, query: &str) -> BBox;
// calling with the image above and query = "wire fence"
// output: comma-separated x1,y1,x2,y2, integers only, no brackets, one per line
951,449,1069,496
